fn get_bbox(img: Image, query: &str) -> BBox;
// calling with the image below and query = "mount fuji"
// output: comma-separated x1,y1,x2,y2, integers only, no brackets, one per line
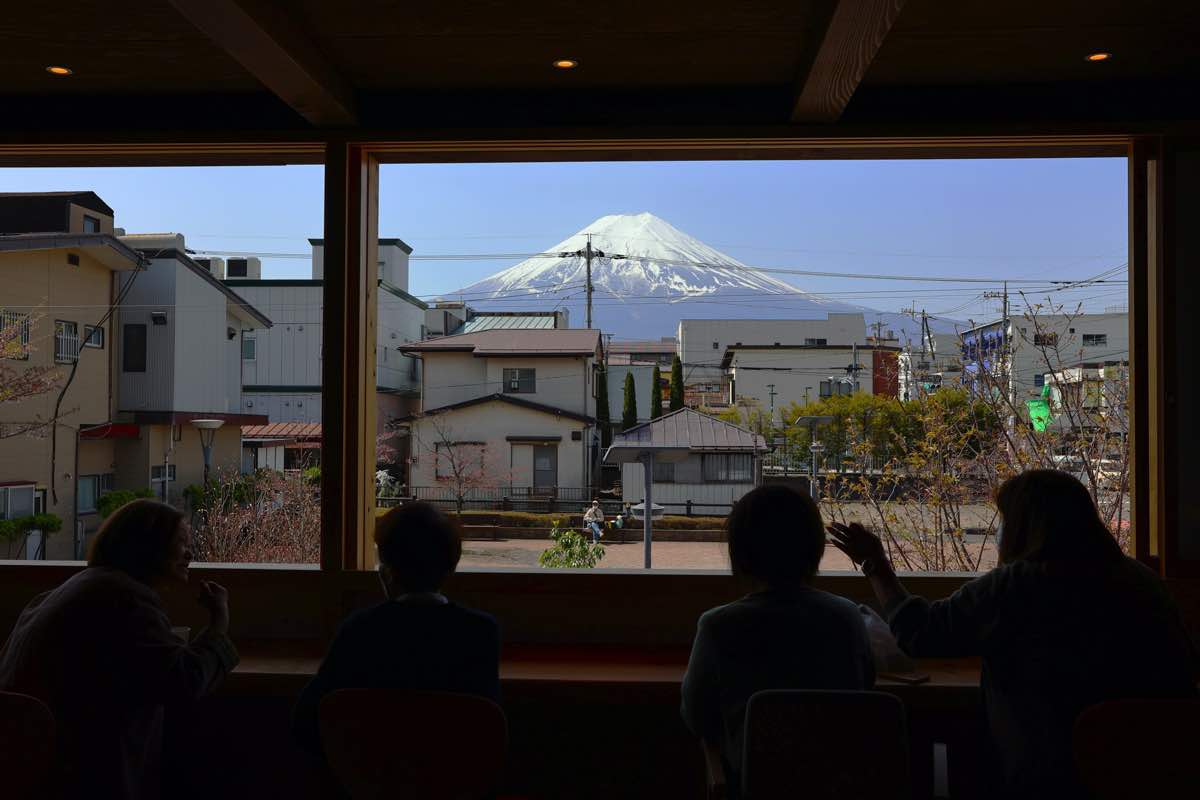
445,212,948,340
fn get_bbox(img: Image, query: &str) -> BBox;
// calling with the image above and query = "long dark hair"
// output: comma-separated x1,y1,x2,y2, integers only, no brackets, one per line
995,470,1122,565
87,499,185,583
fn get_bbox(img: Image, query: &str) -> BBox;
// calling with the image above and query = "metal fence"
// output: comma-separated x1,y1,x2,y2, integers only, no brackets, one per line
380,487,733,517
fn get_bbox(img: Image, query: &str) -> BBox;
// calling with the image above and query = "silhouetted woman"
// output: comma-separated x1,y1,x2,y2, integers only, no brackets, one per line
0,499,238,800
831,469,1198,800
292,501,500,756
682,485,874,795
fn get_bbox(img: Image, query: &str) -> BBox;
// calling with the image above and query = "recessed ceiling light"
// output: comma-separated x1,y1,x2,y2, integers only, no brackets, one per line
553,59,578,70
45,65,73,76
1085,52,1112,62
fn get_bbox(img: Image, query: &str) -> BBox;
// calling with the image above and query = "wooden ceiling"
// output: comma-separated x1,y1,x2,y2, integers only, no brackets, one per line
1,0,1197,133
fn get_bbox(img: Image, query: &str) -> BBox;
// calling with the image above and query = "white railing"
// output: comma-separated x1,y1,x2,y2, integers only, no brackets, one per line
54,322,79,363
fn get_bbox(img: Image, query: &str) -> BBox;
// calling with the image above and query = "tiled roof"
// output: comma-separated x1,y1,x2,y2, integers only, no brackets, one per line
242,422,322,439
605,408,767,460
401,328,600,356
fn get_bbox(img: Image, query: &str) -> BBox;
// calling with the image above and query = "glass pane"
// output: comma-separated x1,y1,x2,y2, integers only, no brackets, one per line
0,164,323,562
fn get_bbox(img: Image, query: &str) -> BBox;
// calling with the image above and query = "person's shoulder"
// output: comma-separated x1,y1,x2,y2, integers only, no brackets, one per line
807,588,869,621
334,602,390,638
447,603,499,632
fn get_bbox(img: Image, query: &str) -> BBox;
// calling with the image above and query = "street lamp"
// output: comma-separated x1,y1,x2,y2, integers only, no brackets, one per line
793,415,834,500
191,419,225,485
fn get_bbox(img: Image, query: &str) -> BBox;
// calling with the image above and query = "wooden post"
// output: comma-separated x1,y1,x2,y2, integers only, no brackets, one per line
642,452,654,569
321,141,379,573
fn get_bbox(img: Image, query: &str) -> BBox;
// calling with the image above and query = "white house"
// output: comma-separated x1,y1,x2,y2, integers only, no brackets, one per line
399,328,602,493
677,313,867,384
226,238,428,431
114,233,272,506
606,408,769,515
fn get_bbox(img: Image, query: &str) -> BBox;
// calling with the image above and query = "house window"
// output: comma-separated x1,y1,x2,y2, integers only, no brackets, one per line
83,325,104,349
242,337,256,360
54,320,80,363
820,380,832,398
435,442,485,480
0,485,35,519
1083,334,1108,347
1,310,31,360
1033,332,1059,347
712,342,719,350
123,324,147,372
77,475,101,513
702,453,753,482
652,461,676,482
804,338,827,346
226,258,249,278
1034,374,1045,388
150,465,177,483
82,214,101,233
503,368,536,393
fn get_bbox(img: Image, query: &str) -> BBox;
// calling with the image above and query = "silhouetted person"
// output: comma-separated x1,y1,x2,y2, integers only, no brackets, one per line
831,469,1199,800
0,500,237,800
682,485,874,795
292,501,500,756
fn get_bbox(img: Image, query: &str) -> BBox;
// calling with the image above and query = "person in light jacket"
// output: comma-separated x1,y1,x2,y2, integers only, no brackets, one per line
583,499,605,543
0,499,238,800
830,470,1198,800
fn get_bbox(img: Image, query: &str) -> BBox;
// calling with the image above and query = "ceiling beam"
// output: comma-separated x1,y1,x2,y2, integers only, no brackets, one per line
792,0,908,123
168,0,356,127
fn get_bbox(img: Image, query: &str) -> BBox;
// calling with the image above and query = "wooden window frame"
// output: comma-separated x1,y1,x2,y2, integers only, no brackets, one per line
0,131,1184,592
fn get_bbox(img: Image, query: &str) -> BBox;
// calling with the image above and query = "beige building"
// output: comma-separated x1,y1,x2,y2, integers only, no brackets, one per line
0,192,143,558
399,329,601,493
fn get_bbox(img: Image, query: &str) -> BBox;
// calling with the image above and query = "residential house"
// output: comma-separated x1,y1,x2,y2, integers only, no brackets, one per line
423,301,569,337
113,233,271,509
241,421,323,472
399,328,601,495
722,342,901,421
605,408,769,515
0,192,143,558
677,313,867,384
227,238,427,441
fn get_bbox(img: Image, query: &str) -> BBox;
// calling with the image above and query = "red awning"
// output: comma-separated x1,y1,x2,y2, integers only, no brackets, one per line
79,423,140,440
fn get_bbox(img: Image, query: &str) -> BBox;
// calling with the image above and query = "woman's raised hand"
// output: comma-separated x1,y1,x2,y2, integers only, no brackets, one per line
827,522,886,568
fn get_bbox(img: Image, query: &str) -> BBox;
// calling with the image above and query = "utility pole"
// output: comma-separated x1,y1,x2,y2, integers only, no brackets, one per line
982,281,1011,404
869,318,886,342
560,233,627,329
766,383,777,423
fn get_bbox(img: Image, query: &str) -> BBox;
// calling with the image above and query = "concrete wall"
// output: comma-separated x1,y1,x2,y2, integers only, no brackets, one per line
117,259,177,412
409,400,589,488
1009,313,1129,400
678,313,868,382
421,352,594,417
242,391,321,422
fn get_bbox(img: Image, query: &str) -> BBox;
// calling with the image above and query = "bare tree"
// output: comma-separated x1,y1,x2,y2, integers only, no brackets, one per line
412,415,513,514
0,308,66,440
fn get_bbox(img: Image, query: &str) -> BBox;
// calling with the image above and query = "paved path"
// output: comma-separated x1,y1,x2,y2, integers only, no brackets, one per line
460,537,997,572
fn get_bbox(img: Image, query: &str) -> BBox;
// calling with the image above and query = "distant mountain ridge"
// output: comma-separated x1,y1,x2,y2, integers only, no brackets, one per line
446,212,954,340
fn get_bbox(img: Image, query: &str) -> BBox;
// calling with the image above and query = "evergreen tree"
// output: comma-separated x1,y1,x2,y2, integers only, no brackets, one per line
621,372,639,430
596,369,612,448
669,354,685,411
650,365,663,418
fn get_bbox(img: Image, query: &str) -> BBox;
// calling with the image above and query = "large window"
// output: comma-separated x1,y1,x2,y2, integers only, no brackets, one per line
1,310,31,359
122,323,147,372
702,454,753,483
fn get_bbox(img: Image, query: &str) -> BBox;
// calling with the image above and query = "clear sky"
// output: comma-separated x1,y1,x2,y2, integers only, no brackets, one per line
0,158,1127,321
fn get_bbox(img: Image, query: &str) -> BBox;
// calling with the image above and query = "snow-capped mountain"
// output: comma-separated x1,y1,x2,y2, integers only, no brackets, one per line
446,212,945,340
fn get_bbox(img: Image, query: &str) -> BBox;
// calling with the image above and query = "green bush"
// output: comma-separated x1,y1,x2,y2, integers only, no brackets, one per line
0,513,64,542
304,466,321,484
97,488,155,519
538,521,606,569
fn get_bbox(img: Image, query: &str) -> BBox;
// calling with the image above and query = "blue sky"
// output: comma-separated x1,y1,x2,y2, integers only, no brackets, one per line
0,158,1127,320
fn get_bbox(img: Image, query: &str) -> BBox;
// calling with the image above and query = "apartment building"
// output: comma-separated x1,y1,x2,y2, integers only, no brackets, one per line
677,313,868,384
961,312,1129,406
227,238,427,431
399,329,601,491
0,192,143,558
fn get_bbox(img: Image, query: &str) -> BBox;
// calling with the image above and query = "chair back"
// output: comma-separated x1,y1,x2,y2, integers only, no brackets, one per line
742,689,909,800
1074,698,1200,800
0,691,56,800
319,689,508,800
